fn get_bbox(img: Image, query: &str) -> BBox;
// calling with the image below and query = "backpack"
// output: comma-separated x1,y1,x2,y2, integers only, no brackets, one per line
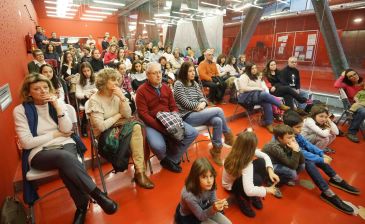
0,196,26,224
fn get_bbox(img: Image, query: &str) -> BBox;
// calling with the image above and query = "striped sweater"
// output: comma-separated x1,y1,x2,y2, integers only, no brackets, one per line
173,80,208,118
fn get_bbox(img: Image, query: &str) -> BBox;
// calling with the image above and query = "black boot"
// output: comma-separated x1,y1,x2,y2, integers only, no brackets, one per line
73,208,87,224
89,188,118,215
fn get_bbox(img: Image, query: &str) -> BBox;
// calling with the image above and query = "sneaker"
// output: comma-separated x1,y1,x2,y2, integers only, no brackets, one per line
217,100,226,105
251,197,263,210
346,133,359,143
160,158,182,173
323,147,336,154
320,193,354,214
287,180,296,186
274,188,283,199
329,179,360,195
208,102,216,107
265,124,273,133
237,198,255,217
279,104,290,111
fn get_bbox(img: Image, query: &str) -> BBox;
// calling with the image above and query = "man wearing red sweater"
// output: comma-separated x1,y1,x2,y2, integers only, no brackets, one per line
136,62,198,173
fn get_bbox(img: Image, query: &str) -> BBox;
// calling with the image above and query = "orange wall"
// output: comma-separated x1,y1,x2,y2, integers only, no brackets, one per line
0,0,38,203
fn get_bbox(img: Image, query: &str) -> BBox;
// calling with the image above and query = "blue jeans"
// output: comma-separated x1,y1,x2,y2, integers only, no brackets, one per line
146,122,198,164
184,107,230,147
305,160,337,192
273,163,305,185
294,90,309,109
348,107,365,135
258,92,282,125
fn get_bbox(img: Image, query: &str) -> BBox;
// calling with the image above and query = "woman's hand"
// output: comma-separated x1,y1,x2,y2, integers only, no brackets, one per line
323,155,332,164
267,167,280,184
112,87,127,101
270,86,276,92
53,130,73,138
213,199,228,212
265,184,277,195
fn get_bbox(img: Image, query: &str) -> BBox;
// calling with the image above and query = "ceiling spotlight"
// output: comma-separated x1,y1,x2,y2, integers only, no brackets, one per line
354,18,363,23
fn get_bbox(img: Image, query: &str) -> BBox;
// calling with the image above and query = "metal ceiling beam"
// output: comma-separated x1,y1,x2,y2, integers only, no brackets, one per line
164,0,182,47
187,0,210,51
118,0,150,16
311,0,348,77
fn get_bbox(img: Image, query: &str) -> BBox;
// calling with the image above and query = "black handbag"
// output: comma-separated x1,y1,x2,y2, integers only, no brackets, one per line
0,196,27,224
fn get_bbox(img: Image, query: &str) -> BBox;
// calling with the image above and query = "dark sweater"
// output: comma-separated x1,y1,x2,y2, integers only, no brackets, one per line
90,58,104,73
279,65,301,89
136,82,178,133
263,140,304,170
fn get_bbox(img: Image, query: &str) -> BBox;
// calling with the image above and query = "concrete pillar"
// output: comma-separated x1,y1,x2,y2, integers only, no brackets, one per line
229,7,264,57
311,0,349,77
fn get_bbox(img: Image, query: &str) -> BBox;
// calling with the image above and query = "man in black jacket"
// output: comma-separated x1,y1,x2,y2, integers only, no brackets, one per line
279,57,310,109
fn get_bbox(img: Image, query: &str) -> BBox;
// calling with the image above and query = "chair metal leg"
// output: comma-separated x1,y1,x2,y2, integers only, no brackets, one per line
246,111,254,128
29,204,35,224
94,147,107,194
148,159,153,174
185,151,190,162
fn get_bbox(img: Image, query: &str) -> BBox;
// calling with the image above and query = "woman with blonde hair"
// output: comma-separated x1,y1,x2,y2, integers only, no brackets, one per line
14,74,118,224
87,68,154,189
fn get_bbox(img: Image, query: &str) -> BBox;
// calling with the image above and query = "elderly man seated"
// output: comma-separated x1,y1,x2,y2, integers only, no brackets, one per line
136,62,198,173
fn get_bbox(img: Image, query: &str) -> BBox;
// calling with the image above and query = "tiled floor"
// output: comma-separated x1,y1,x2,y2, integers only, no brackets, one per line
24,103,365,224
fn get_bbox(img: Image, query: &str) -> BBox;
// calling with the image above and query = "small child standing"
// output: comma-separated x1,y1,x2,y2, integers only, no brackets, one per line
301,104,338,153
263,124,305,186
283,110,360,214
222,131,280,218
175,158,231,224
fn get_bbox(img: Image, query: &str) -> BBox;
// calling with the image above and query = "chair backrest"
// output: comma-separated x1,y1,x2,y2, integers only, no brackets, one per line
84,100,98,147
64,103,79,135
338,88,351,110
233,78,240,96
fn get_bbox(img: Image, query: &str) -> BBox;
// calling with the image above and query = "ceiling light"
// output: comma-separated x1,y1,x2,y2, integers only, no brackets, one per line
85,10,112,15
46,6,77,12
145,19,155,23
277,0,289,4
47,11,75,16
93,0,124,7
172,11,191,16
47,14,74,19
155,14,180,19
89,6,118,11
56,0,71,17
201,2,221,8
354,18,363,23
139,22,155,26
80,17,103,21
82,14,107,18
230,0,242,2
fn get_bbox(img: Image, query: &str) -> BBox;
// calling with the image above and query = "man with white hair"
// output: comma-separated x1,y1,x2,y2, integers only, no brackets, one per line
136,62,198,173
198,49,227,105
279,57,311,111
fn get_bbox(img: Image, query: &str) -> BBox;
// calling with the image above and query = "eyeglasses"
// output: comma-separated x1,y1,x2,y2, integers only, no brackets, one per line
149,71,161,76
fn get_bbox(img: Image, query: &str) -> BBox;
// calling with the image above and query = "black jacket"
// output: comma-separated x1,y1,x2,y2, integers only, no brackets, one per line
279,65,300,89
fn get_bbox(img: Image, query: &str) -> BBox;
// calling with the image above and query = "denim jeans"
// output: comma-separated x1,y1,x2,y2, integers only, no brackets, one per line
348,107,365,135
273,163,305,185
258,92,282,125
146,122,198,164
294,90,309,109
305,160,337,192
184,107,230,147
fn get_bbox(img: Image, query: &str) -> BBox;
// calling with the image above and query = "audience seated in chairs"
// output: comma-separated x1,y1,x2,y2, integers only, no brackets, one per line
237,63,290,133
39,64,66,103
28,49,47,74
262,59,309,111
334,68,365,143
115,62,136,114
279,57,311,110
198,49,227,105
44,44,60,62
87,68,154,189
136,62,198,173
13,74,118,224
130,60,147,91
75,62,97,137
103,43,118,66
90,49,104,73
173,61,235,166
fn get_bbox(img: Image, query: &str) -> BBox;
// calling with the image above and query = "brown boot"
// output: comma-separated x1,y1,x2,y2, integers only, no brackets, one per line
134,172,155,189
224,131,235,146
265,124,273,133
279,104,290,111
209,145,223,166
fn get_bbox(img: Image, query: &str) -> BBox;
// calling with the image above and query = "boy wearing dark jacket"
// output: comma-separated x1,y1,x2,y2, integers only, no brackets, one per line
283,110,360,214
263,124,305,186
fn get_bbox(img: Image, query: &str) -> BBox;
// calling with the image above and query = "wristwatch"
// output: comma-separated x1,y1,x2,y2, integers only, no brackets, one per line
57,113,65,118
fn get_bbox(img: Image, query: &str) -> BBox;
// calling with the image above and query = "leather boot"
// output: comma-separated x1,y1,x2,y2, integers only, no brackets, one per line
265,124,273,133
73,208,87,224
134,172,155,189
209,145,223,166
224,131,235,146
89,188,118,215
279,104,290,111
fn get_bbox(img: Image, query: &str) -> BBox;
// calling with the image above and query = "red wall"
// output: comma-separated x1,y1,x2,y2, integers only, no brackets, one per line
223,8,365,67
0,0,38,203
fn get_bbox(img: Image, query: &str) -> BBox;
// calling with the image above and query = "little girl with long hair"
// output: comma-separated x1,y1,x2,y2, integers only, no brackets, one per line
175,157,231,224
222,130,280,217
129,60,146,91
76,62,97,136
301,104,338,153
